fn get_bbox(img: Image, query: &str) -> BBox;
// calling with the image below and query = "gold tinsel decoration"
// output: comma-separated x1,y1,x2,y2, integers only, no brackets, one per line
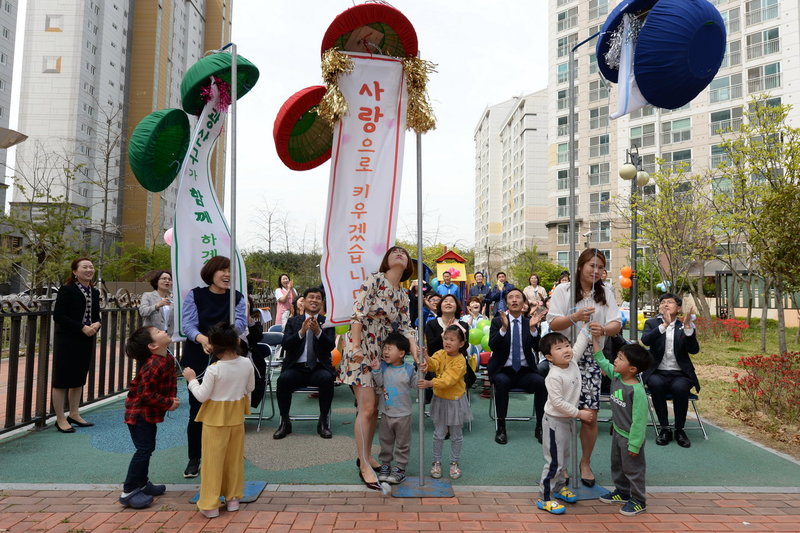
318,48,354,126
403,56,437,134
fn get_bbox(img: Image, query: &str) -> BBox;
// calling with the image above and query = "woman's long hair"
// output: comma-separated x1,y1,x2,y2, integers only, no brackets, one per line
573,248,607,307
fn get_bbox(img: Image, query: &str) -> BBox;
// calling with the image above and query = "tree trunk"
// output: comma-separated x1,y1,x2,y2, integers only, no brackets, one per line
795,310,800,344
775,283,787,354
760,280,769,352
693,275,710,318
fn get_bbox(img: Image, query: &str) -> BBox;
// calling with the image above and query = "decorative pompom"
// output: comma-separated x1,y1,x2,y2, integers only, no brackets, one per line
200,76,232,112
317,49,354,126
403,56,437,134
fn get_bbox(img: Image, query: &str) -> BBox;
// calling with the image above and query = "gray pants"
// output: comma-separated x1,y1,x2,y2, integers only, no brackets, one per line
611,430,647,504
539,413,573,501
432,423,464,463
378,414,412,468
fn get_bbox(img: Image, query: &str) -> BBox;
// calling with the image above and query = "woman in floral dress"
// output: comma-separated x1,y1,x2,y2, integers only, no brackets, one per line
341,246,418,489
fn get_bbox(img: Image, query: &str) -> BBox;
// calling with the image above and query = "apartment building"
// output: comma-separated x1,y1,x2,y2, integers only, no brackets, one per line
0,0,17,177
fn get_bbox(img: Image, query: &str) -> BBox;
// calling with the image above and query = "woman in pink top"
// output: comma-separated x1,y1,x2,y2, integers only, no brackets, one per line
274,274,297,327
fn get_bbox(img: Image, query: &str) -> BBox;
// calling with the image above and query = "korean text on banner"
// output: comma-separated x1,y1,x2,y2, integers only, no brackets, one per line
321,53,407,327
172,79,247,341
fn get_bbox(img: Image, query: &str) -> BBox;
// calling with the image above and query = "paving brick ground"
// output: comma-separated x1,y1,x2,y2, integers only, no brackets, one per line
1,488,799,532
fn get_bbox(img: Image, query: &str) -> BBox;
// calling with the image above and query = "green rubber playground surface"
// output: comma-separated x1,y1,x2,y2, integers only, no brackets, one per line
1,382,798,488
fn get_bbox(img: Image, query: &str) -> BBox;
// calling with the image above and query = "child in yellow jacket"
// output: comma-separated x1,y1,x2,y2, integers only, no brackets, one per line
419,324,473,480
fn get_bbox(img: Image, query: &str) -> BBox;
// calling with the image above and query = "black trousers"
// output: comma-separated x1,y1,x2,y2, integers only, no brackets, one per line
123,417,157,493
491,366,547,426
276,363,335,419
647,369,694,430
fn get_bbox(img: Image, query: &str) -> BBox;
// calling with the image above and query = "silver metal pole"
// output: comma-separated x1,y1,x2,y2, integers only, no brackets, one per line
415,132,426,486
229,44,238,325
630,150,639,342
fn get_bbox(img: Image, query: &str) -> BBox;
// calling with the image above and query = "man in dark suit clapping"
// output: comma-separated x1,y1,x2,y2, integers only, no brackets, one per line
488,288,546,445
274,287,336,440
641,293,700,448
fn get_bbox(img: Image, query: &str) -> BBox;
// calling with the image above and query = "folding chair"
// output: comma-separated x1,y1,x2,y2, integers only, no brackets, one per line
247,331,284,432
645,388,708,441
489,385,536,431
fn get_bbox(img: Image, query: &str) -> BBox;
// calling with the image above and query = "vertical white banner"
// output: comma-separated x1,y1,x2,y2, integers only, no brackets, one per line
172,80,247,340
321,53,407,326
611,14,648,120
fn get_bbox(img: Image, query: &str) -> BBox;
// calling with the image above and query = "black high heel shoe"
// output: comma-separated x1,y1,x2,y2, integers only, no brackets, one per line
356,458,381,473
358,468,382,491
67,416,94,427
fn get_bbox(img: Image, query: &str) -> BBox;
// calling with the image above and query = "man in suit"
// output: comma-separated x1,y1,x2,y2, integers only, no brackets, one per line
274,287,336,439
488,288,546,445
485,272,516,314
641,293,700,448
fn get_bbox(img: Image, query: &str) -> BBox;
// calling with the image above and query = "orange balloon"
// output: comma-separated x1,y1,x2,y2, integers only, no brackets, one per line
620,266,633,278
619,277,633,289
331,349,342,367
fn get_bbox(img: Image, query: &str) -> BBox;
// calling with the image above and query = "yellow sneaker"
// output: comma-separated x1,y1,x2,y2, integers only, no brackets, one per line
536,499,566,514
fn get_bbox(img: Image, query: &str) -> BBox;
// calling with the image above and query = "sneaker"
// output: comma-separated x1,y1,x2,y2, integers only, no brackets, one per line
184,459,200,479
430,461,442,479
553,486,577,503
226,498,240,512
599,489,629,504
119,487,154,509
536,499,566,514
386,466,406,484
449,462,462,480
620,499,646,516
140,481,166,496
378,463,391,482
199,507,219,518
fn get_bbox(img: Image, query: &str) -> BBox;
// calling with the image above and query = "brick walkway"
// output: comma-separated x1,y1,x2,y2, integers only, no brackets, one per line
1,488,799,532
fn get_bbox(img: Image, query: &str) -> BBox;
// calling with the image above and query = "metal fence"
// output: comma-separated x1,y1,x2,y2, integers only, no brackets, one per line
0,293,277,436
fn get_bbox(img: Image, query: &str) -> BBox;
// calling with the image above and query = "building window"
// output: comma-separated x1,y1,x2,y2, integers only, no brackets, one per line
557,62,569,84
557,89,569,110
600,249,612,272
590,191,610,214
746,27,780,60
557,33,577,58
661,118,691,144
662,149,692,173
589,162,610,186
557,251,570,267
709,107,743,135
641,154,656,174
590,221,611,242
709,73,742,103
557,142,569,164
557,196,577,218
745,0,778,26
747,62,781,92
557,7,578,32
557,224,577,246
557,115,569,137
629,105,655,120
45,14,63,32
720,40,742,68
630,123,655,148
557,168,578,191
588,53,599,74
588,0,609,20
42,56,62,73
589,79,608,102
721,7,741,33
589,105,608,130
589,134,609,158
711,144,732,168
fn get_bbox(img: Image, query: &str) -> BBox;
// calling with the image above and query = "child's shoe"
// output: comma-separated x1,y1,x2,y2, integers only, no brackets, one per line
599,489,629,504
119,487,153,509
430,461,442,479
449,462,462,480
536,499,566,514
553,486,577,503
378,463,391,482
387,466,406,484
199,507,219,518
620,499,646,516
226,498,240,512
141,481,166,496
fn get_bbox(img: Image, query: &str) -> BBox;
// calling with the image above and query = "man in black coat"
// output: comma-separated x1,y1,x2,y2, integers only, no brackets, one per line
274,287,336,439
641,293,700,448
488,288,546,445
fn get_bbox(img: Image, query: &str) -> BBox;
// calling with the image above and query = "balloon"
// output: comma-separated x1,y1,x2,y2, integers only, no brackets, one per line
483,325,490,335
620,314,628,328
620,266,633,278
481,334,490,351
656,282,666,292
334,324,350,335
476,319,491,331
468,328,483,346
620,277,632,289
163,227,174,246
430,278,439,289
331,348,341,367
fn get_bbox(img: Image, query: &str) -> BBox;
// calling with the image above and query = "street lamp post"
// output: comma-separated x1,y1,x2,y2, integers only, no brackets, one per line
618,145,649,342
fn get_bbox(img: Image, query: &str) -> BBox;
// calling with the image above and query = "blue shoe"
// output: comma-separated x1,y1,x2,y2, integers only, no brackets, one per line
378,463,391,482
141,481,166,496
620,499,646,516
119,487,153,509
536,499,566,514
554,486,577,504
599,489,629,504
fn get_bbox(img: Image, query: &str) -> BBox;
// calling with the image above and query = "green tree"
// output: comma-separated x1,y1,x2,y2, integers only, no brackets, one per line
507,246,563,291
103,242,171,281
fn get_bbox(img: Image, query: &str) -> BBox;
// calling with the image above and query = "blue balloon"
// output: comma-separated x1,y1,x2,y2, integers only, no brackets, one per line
430,278,439,289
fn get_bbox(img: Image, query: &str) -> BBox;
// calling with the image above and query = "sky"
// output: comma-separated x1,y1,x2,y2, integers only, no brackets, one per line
229,1,549,252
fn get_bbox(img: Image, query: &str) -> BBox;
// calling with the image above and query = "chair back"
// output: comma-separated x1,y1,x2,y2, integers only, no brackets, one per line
268,324,283,333
261,331,283,346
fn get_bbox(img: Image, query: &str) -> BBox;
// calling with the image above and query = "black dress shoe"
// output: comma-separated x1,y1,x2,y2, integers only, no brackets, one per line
675,429,691,448
581,477,596,487
67,416,94,427
356,459,381,472
358,469,382,491
273,420,292,440
317,420,332,439
495,427,507,445
535,425,543,444
656,428,673,446
56,424,75,433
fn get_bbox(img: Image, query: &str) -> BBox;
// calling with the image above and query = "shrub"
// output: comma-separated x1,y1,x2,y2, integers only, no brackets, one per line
731,352,800,425
696,316,749,342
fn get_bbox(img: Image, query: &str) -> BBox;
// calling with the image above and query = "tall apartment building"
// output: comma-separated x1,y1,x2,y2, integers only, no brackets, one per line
473,90,548,275
12,0,231,255
546,0,799,275
0,0,18,179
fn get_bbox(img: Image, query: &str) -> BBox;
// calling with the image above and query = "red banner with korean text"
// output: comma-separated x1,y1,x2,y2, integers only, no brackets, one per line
171,80,247,340
321,53,407,327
